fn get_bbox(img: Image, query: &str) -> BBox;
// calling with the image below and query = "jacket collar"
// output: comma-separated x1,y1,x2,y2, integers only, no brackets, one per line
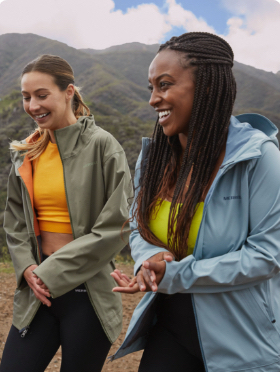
54,115,97,159
12,115,98,164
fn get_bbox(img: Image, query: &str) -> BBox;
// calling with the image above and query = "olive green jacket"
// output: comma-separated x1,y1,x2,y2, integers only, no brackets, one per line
3,115,132,342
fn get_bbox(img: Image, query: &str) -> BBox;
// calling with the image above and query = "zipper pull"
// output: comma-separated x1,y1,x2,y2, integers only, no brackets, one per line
19,326,30,338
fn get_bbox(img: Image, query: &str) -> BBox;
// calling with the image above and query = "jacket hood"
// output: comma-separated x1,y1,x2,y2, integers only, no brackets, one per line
223,113,278,167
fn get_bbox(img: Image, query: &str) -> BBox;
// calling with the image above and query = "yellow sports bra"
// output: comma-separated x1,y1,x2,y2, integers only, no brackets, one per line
149,199,204,256
32,141,72,234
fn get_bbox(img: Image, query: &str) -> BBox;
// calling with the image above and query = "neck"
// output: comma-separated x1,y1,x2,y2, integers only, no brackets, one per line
178,132,188,152
48,112,77,143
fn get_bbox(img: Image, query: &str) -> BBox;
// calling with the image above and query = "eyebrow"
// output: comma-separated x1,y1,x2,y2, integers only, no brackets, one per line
148,73,174,83
21,88,50,94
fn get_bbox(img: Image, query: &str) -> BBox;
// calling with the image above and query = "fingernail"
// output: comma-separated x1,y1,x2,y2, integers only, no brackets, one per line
152,285,156,291
140,285,145,291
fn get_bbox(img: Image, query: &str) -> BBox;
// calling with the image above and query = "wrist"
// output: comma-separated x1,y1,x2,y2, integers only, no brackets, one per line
23,264,38,279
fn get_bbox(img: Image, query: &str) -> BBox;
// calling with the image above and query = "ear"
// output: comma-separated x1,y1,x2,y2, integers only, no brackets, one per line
65,84,75,101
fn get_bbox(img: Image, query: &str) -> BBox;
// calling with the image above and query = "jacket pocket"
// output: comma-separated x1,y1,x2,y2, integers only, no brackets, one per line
262,281,276,324
247,286,280,348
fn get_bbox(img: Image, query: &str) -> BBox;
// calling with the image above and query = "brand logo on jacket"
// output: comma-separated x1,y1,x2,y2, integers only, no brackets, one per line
83,161,98,168
223,196,242,200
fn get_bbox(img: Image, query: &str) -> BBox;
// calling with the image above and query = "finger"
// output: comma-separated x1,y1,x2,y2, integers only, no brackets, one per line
163,253,174,262
113,269,125,278
149,270,156,282
38,287,50,297
143,260,162,272
33,289,52,306
110,271,122,281
111,270,131,284
128,277,138,287
110,272,130,287
141,265,155,282
112,283,140,294
120,273,131,282
142,268,157,292
36,279,49,289
33,282,51,297
136,271,146,291
35,281,50,294
110,272,125,284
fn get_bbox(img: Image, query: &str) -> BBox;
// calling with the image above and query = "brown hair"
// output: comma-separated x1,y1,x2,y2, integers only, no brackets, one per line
10,54,90,159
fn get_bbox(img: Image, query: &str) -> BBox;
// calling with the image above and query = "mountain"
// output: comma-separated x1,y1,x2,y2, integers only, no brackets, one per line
1,33,280,124
80,41,159,55
0,33,280,251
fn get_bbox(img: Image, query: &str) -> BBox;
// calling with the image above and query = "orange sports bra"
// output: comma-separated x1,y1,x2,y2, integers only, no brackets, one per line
32,141,72,234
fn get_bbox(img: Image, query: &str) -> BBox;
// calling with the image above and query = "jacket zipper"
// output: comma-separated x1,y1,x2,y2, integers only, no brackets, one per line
54,134,113,342
54,133,75,240
18,179,42,335
20,180,42,264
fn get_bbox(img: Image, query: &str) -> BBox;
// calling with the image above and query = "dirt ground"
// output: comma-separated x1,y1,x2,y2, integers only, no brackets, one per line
0,263,144,371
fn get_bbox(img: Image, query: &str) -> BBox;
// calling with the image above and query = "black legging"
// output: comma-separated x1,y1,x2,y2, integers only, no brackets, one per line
0,283,111,372
139,293,206,372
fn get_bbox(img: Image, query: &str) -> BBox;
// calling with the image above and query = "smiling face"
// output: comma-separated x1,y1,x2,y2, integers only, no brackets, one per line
148,49,196,141
21,71,76,132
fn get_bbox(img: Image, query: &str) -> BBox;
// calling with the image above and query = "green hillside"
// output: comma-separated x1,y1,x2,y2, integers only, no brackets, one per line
0,33,280,252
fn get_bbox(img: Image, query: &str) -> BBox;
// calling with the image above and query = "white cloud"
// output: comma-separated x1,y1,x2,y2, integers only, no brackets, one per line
0,0,215,49
0,0,279,72
0,0,170,49
166,0,215,33
221,0,280,72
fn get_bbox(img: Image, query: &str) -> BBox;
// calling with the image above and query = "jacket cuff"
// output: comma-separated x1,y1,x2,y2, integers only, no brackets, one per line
17,260,38,289
157,260,178,294
134,248,170,275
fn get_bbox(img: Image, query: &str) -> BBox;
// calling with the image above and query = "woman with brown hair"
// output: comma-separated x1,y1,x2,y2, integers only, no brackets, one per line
111,32,280,372
1,54,132,372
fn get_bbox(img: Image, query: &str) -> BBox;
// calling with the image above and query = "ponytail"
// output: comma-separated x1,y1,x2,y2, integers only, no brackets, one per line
73,87,90,118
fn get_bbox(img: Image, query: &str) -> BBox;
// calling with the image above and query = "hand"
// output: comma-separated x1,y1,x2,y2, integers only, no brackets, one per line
23,265,51,306
136,252,173,292
140,260,167,292
111,269,140,294
36,277,50,291
111,251,173,294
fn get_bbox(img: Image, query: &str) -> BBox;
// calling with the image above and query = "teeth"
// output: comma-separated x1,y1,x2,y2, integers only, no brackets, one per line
36,113,49,119
159,110,171,118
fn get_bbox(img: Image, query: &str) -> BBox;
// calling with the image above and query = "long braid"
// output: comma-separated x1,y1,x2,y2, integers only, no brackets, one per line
133,32,236,260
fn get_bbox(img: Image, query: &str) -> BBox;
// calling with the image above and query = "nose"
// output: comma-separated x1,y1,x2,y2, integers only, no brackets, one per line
28,97,41,113
149,89,162,108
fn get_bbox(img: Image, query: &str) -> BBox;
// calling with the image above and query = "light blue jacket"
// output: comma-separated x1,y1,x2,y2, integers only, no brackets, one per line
112,114,280,372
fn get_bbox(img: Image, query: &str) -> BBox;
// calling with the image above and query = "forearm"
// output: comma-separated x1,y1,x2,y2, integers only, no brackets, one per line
158,245,280,294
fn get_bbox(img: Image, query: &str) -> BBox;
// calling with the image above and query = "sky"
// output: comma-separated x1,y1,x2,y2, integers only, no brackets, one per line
0,0,280,73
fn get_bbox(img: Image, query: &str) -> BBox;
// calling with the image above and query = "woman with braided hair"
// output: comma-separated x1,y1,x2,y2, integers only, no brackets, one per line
111,32,280,371
1,54,132,371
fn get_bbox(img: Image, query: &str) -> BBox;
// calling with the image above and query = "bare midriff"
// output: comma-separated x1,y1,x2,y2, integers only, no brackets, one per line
41,231,74,256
